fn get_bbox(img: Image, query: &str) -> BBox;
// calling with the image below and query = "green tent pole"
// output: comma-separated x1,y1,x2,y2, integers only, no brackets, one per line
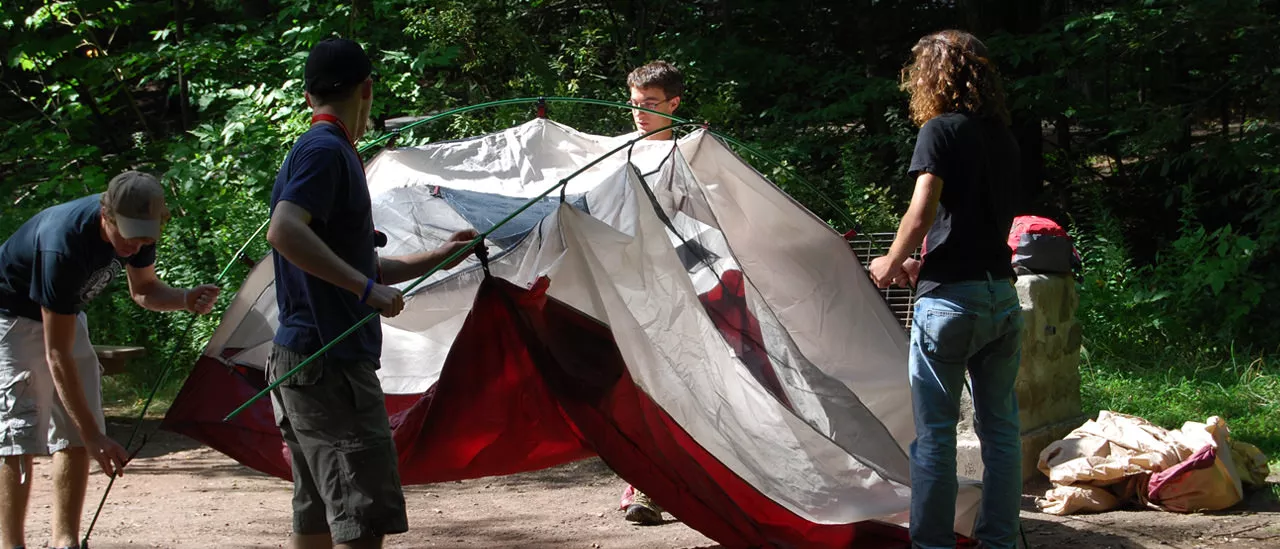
223,121,705,422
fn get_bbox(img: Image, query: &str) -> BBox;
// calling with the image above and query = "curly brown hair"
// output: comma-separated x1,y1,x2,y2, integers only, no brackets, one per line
901,30,1010,127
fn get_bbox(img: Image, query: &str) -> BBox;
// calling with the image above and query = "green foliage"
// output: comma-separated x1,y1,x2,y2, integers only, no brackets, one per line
1080,337,1280,462
1,0,1278,430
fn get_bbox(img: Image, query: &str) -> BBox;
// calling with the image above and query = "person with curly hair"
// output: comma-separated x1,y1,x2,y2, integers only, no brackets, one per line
867,30,1024,549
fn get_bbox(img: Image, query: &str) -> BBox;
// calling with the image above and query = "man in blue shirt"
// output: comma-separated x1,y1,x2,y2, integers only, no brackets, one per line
0,171,220,549
266,37,477,549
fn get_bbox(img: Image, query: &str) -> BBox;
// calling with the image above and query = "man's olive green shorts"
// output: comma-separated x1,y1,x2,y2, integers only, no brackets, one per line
268,344,407,544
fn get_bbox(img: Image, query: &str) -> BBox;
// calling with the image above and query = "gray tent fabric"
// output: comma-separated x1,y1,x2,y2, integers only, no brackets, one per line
194,119,985,539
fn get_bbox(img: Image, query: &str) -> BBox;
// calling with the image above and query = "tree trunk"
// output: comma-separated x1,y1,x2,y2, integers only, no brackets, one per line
116,73,153,138
853,0,896,181
71,80,125,151
175,0,192,132
78,24,154,139
972,0,1046,212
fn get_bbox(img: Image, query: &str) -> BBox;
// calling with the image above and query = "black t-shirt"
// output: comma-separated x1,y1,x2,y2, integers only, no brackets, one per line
270,124,381,362
908,113,1021,296
0,194,157,320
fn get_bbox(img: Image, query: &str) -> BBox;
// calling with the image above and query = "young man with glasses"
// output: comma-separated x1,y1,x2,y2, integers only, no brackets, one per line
0,171,220,549
617,60,683,526
626,61,683,141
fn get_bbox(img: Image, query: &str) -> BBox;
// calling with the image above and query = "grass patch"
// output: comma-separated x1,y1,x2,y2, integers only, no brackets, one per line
1080,336,1280,465
102,371,185,419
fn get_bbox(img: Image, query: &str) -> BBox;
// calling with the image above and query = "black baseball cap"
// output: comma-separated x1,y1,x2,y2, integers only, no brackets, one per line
304,38,372,95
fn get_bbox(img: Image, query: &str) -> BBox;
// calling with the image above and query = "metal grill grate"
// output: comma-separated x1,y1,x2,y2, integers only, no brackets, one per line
847,233,917,331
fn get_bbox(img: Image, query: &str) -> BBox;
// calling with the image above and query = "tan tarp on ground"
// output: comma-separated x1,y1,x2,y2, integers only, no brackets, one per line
1036,411,1269,515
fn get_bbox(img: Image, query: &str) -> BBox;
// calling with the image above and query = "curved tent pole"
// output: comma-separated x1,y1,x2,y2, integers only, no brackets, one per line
91,98,853,542
357,96,859,234
82,217,272,547
108,101,695,458
222,120,706,422
218,217,271,280
156,100,862,272
101,94,849,450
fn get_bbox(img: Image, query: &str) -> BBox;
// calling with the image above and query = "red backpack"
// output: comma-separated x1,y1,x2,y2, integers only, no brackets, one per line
1007,215,1081,277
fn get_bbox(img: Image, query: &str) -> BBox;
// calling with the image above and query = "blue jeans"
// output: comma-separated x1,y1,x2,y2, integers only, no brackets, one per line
909,279,1023,549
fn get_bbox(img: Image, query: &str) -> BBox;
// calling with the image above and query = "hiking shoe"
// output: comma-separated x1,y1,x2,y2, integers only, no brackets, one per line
624,503,663,525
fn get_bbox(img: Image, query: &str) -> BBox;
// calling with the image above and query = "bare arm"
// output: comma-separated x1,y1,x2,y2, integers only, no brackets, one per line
378,230,480,285
886,172,944,264
868,172,943,287
41,308,128,476
125,264,221,314
267,200,368,295
124,264,186,311
267,200,405,316
42,311,100,446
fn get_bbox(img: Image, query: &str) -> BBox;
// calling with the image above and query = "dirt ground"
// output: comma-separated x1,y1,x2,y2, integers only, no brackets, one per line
13,416,1280,548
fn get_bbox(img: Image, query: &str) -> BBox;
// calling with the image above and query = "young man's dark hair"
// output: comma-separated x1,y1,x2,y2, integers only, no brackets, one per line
626,61,684,141
626,60,684,100
868,29,1024,549
265,37,479,549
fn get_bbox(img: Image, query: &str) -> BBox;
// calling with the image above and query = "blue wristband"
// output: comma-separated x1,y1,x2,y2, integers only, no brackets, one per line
359,278,374,304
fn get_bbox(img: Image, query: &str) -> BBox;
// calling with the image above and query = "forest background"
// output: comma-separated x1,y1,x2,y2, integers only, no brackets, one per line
2,0,1277,464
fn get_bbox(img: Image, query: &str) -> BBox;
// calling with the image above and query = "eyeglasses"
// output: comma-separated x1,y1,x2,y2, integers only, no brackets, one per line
626,98,671,110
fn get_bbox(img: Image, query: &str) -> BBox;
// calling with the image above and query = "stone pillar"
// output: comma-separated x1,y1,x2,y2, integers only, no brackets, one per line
956,273,1084,483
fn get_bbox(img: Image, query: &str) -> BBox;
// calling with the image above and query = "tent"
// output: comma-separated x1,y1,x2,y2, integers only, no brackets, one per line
162,118,982,547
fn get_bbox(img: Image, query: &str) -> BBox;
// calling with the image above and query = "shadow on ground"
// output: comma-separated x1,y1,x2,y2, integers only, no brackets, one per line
104,415,207,458
1019,476,1280,548
1219,483,1280,513
104,414,281,481
1019,516,1147,548
390,513,724,548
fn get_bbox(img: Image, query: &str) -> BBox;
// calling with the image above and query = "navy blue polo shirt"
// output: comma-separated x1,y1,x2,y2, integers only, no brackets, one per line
270,124,381,362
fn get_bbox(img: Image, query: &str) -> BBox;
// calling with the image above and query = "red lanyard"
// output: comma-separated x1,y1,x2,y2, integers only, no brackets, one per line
311,113,355,149
310,112,377,282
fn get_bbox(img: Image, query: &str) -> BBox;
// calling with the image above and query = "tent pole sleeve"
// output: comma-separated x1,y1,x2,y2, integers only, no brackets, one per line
358,97,691,153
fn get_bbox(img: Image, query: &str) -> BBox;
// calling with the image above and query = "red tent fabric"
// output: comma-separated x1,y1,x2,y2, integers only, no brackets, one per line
163,276,912,548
